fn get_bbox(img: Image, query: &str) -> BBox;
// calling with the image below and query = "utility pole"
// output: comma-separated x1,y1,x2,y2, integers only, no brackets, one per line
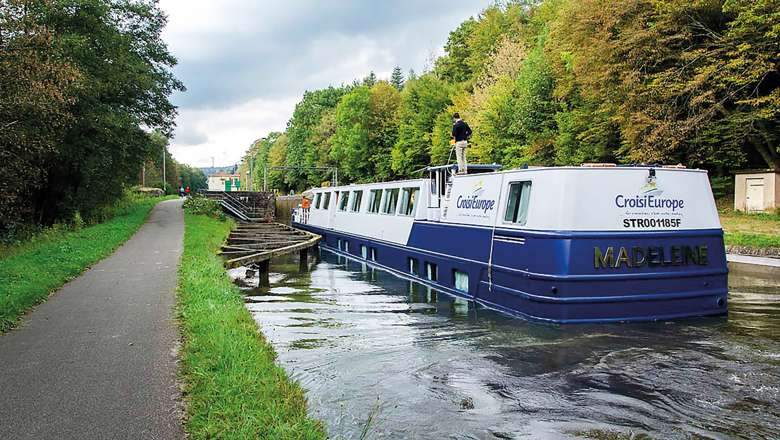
249,158,254,192
162,148,166,193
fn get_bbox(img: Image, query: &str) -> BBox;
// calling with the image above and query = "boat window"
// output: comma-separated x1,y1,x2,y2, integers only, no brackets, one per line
323,192,331,209
408,258,419,275
382,188,400,214
338,191,350,211
351,190,363,212
425,262,438,281
453,269,469,293
504,181,532,225
370,247,377,261
314,193,322,209
368,189,382,213
398,187,419,216
361,245,367,259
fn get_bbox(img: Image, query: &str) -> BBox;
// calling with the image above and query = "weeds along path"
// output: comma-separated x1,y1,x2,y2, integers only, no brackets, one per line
0,199,185,439
177,213,326,439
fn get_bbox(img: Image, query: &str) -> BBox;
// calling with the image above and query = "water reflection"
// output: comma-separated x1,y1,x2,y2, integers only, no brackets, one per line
240,251,780,439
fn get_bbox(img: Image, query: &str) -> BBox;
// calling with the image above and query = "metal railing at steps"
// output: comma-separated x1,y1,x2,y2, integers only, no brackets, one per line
199,190,274,222
220,191,252,213
219,196,251,222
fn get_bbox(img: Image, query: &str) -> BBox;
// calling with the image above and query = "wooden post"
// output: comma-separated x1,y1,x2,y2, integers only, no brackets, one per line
312,244,321,264
257,260,270,287
299,248,308,273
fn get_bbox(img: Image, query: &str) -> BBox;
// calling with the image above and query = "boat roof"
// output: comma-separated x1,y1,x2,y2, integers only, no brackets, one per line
424,163,503,172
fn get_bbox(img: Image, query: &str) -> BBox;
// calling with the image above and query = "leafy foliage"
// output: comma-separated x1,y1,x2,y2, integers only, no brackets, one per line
239,0,780,193
0,0,183,235
183,196,223,219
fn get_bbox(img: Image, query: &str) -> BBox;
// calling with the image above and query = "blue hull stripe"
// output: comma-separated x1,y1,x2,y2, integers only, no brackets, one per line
294,221,728,323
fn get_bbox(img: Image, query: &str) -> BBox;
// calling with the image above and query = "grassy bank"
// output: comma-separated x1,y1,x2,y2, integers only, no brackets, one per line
0,195,174,332
719,208,780,249
177,213,325,439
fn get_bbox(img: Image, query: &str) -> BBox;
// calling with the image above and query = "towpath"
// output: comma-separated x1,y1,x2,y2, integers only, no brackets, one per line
0,199,185,439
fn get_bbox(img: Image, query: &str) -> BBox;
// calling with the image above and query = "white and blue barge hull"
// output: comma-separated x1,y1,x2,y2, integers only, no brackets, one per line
293,165,728,324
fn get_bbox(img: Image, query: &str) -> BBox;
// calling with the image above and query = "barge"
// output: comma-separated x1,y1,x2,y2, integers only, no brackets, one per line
292,164,728,323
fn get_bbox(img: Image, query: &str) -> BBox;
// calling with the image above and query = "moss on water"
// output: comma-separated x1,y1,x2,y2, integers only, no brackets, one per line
177,213,326,439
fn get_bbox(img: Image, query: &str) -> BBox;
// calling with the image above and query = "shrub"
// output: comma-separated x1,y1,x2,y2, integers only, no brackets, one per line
183,195,224,219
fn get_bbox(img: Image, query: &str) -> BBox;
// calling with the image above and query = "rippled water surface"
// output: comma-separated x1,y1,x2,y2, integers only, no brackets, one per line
236,252,780,439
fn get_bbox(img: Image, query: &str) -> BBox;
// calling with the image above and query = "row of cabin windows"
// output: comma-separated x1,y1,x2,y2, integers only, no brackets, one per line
312,180,532,225
407,258,439,282
408,257,468,292
313,187,419,217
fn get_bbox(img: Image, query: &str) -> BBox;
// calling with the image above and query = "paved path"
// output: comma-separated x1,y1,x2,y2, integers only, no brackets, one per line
0,199,185,440
727,253,780,268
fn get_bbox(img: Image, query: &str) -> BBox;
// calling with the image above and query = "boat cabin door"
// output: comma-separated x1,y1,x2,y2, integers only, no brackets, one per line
427,168,449,221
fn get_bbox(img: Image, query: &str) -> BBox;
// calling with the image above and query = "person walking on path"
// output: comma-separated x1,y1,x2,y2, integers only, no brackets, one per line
452,112,472,175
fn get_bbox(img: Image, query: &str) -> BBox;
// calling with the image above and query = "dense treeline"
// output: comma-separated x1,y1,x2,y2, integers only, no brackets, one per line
0,0,185,237
239,0,779,193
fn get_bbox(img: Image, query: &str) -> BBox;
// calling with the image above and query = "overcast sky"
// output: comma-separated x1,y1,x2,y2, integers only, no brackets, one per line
158,0,492,168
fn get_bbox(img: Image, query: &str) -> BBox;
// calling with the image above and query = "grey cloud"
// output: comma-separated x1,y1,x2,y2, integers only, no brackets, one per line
174,127,208,146
165,0,490,109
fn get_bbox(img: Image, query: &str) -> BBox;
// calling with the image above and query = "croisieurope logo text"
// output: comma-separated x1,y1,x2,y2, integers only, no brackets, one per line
456,195,495,213
615,195,685,211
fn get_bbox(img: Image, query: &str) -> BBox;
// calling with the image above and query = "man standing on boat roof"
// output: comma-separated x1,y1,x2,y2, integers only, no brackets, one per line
452,112,472,175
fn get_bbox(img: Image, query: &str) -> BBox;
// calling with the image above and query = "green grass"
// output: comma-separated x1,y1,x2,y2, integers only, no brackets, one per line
724,232,780,248
718,205,780,249
0,196,174,332
177,213,326,440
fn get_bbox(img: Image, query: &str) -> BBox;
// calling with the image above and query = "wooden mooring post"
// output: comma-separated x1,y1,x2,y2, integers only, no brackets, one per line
256,260,270,287
299,248,308,273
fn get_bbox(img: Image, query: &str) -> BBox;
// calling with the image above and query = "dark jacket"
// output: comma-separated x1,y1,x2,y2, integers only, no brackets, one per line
452,119,472,142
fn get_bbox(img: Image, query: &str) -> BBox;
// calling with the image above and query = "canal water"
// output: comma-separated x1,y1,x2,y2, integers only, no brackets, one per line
234,251,780,439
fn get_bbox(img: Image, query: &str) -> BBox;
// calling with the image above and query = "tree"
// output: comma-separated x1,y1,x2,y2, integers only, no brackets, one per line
330,81,402,183
285,86,348,190
547,0,780,170
139,131,179,194
268,134,289,191
330,86,372,182
5,0,184,227
177,164,207,192
0,0,80,234
363,71,377,87
391,74,453,176
434,18,477,83
390,66,405,90
368,82,402,180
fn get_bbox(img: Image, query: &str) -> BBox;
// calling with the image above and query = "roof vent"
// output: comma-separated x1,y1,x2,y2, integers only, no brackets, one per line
580,163,617,168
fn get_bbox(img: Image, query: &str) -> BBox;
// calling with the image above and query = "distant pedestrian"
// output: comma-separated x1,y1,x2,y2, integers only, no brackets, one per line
185,186,190,197
179,186,185,197
452,112,472,175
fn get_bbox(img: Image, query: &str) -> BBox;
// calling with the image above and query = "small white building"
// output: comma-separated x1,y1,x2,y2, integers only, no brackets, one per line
734,170,780,212
207,172,242,191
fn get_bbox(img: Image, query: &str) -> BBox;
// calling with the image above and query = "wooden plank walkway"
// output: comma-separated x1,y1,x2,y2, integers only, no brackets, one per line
220,222,320,269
